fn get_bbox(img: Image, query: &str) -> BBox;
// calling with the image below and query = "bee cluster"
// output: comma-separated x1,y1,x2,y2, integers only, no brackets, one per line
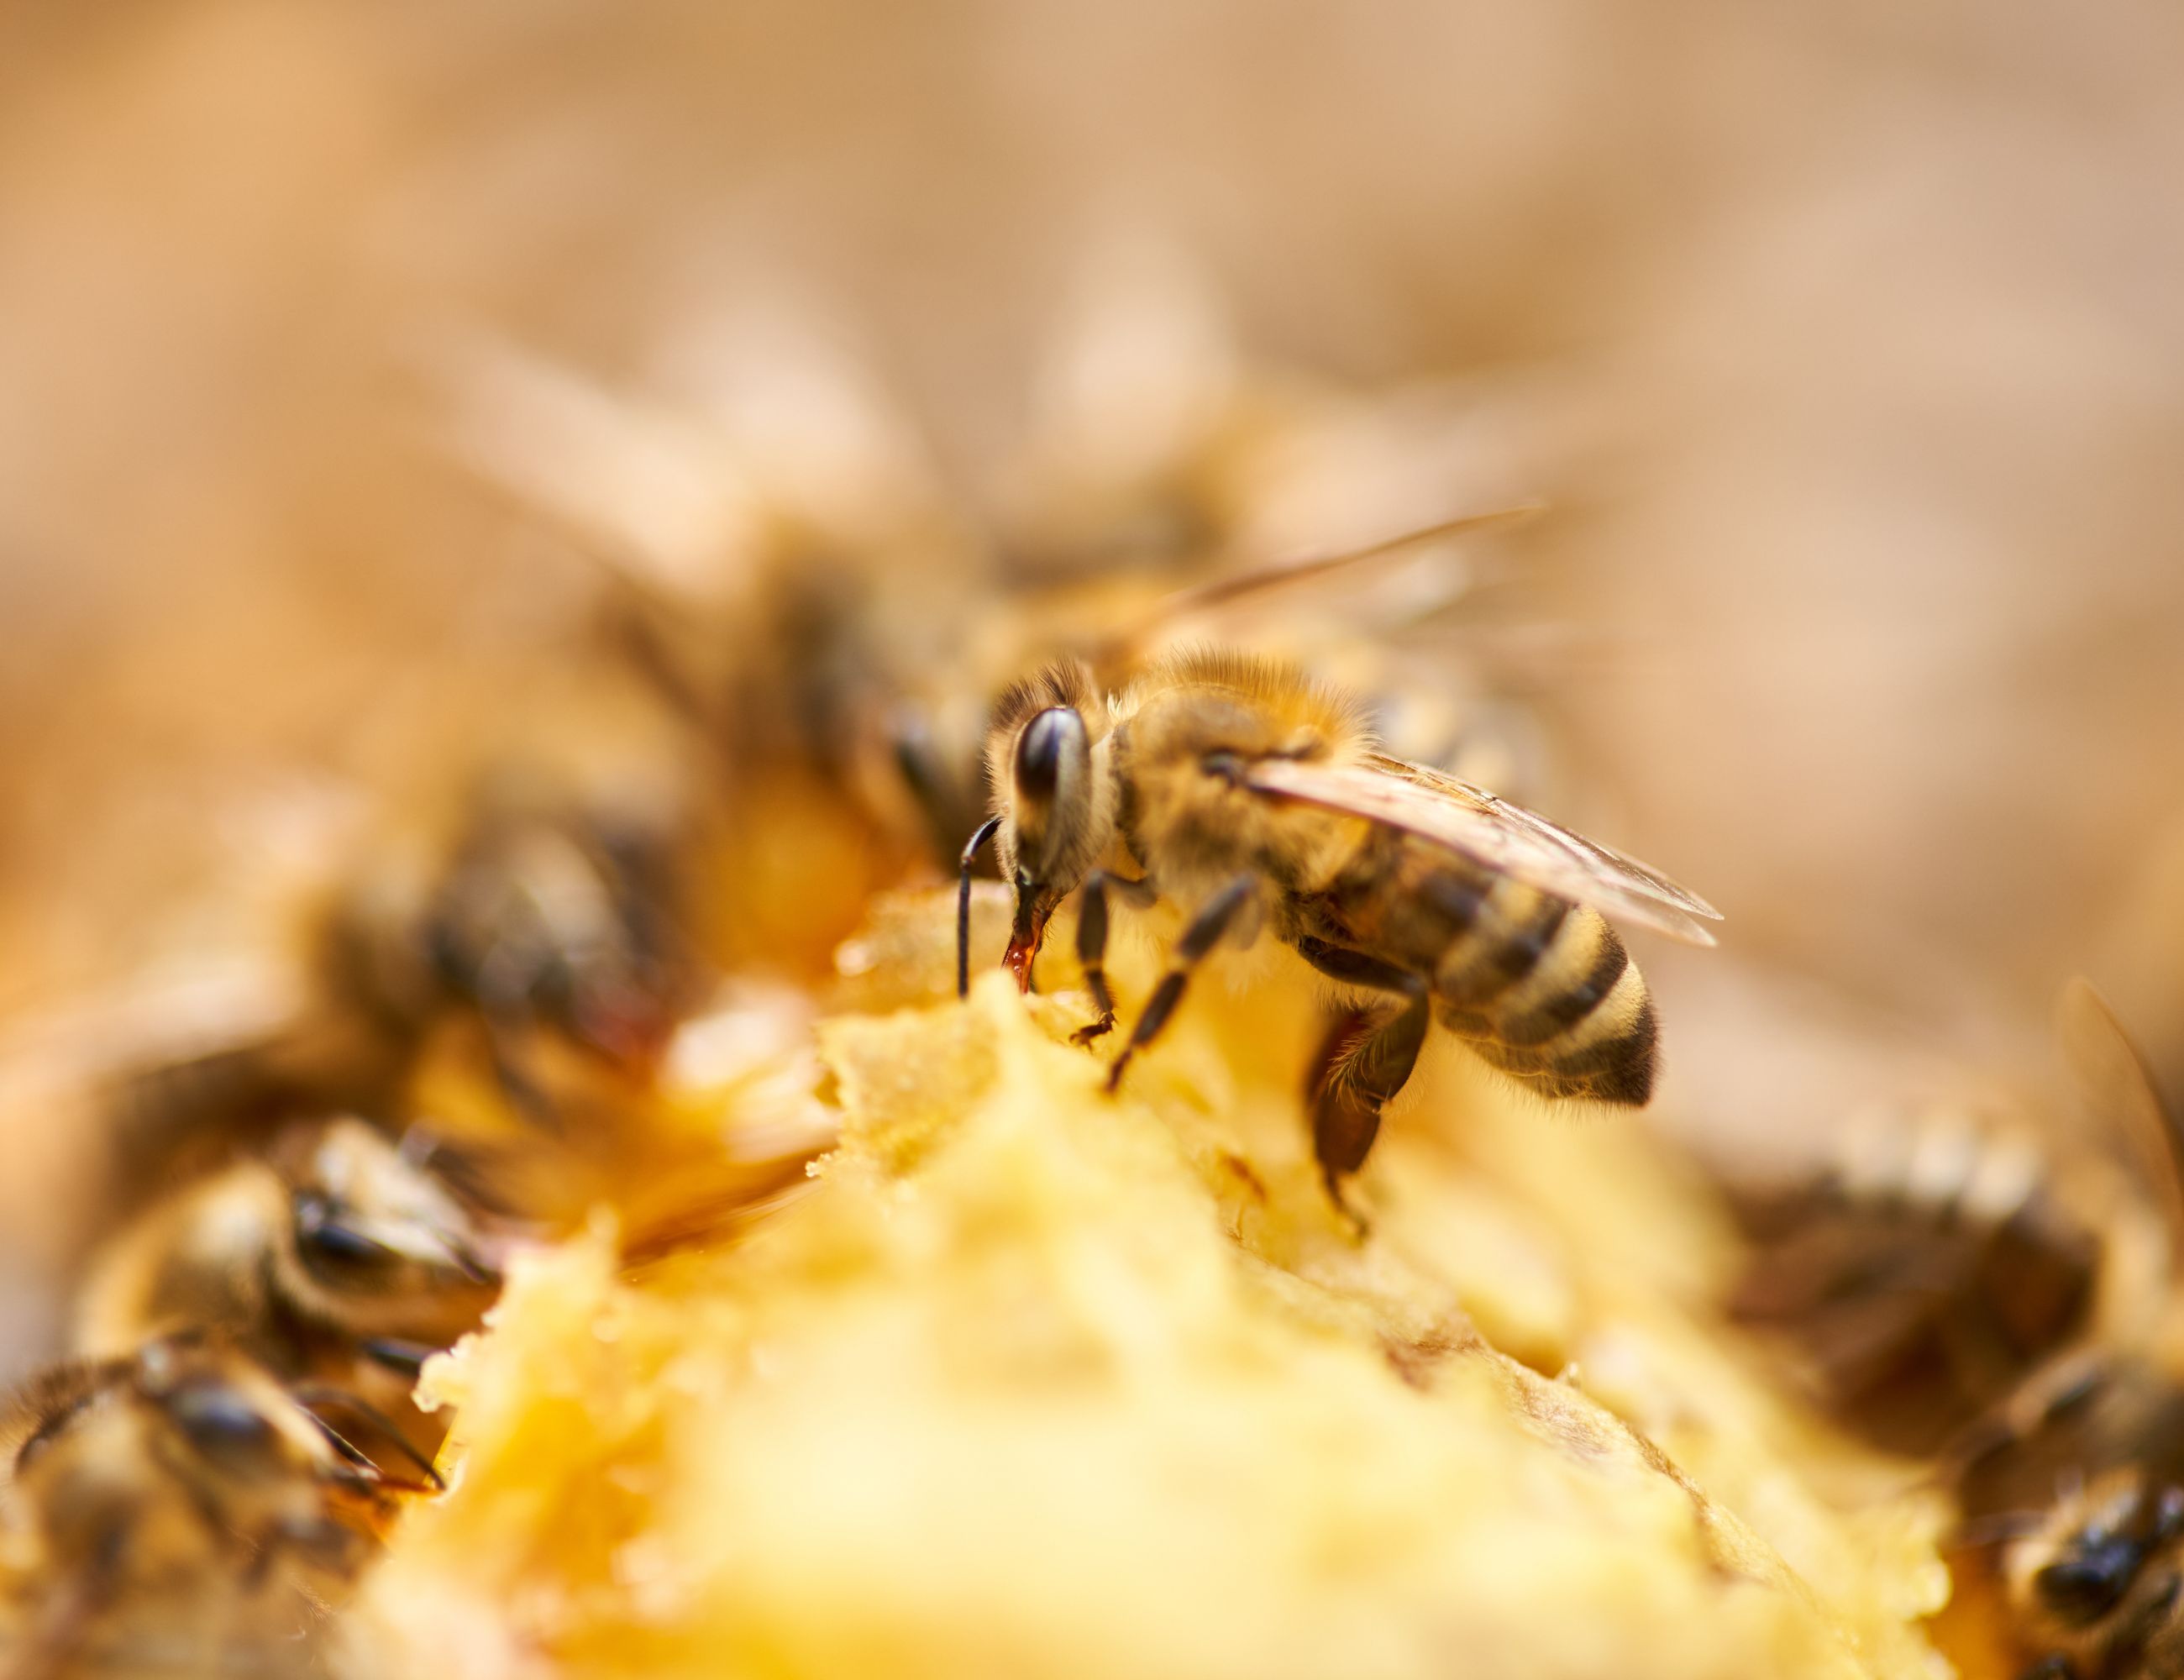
0,745,767,1676
0,275,2172,1680
0,289,1559,1677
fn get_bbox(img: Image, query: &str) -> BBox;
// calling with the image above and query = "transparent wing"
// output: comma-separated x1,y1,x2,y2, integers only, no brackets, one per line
2057,977,2184,1262
1149,505,1542,617
1239,752,1723,946
1088,504,1545,675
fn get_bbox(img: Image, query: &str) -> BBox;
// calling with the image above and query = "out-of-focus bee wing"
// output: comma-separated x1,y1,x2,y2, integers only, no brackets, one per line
2057,978,2184,1256
1151,505,1542,617
1091,504,1544,671
1240,753,1723,946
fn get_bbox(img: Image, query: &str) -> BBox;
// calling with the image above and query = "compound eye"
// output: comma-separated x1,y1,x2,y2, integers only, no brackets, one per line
2036,1537,2142,1625
1014,708,1083,804
168,1381,281,1474
294,1192,400,1278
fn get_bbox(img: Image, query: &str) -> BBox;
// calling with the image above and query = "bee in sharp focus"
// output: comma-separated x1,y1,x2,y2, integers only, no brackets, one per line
71,1117,501,1449
0,1336,437,1677
957,648,1720,1200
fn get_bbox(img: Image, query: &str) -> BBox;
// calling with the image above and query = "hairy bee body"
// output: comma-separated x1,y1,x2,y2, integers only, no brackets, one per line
1998,1467,2184,1680
72,1120,499,1448
1730,1108,2107,1457
1099,654,1659,1106
0,1339,426,1676
971,650,1715,1193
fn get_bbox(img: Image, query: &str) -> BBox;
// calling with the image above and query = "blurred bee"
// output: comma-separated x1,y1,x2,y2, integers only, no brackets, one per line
72,1117,501,1448
1741,982,2184,1679
1730,981,2178,1463
1729,1105,2108,1460
957,648,1720,1199
7,682,707,1259
1929,987,2184,1680
1987,1466,2184,1680
0,1336,435,1679
323,743,704,1125
432,285,1556,891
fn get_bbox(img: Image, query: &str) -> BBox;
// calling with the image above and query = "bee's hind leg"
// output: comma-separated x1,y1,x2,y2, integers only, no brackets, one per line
1104,874,1255,1090
1293,938,1431,1220
1070,869,1158,1046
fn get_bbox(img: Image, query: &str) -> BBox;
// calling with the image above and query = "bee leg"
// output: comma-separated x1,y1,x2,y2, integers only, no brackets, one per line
477,1009,563,1132
359,1337,438,1379
1314,1000,1428,1231
1070,870,1158,1046
1105,874,1257,1093
1291,939,1431,1219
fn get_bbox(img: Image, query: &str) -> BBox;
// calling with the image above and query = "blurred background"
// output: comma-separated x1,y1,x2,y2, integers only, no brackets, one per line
2,0,2181,1373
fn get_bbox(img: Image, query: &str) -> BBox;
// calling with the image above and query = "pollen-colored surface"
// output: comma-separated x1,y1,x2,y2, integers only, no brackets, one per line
349,891,1946,1680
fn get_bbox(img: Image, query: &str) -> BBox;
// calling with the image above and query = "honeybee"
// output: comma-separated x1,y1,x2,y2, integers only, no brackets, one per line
957,648,1720,1196
1728,980,2178,1449
1728,1098,2113,1459
72,1118,501,1446
1754,983,2184,1679
0,1336,434,1678
435,300,1553,891
325,754,701,1121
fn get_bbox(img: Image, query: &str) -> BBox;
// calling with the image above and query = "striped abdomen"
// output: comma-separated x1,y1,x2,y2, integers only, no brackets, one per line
1297,832,1658,1105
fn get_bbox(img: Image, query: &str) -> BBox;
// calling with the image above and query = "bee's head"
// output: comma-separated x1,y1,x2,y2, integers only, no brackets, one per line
275,1120,501,1341
2019,1472,2184,1633
985,664,1115,989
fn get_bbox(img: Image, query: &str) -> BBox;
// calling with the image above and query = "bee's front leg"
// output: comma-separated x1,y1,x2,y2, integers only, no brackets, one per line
1104,874,1255,1090
1069,869,1157,1046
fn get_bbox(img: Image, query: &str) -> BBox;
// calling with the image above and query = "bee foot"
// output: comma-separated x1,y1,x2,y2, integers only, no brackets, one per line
1070,1014,1116,1047
1323,1175,1370,1240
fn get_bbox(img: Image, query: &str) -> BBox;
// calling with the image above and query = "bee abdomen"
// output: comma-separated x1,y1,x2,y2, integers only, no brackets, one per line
1431,882,1656,1106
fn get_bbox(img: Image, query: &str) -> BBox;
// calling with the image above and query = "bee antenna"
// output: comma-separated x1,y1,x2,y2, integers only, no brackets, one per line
958,816,1002,1000
290,1385,445,1492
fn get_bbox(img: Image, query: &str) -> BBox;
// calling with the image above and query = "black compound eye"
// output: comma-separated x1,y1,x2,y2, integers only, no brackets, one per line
168,1381,281,1473
294,1193,400,1276
2036,1536,2143,1625
1014,709,1079,802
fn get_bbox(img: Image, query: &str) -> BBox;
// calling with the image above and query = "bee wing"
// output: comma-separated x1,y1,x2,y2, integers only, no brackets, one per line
1238,753,1724,946
2056,978,2184,1258
1152,505,1541,617
1090,505,1544,674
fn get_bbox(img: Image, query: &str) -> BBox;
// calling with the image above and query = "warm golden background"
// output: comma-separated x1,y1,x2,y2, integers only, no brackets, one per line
2,2,2181,1373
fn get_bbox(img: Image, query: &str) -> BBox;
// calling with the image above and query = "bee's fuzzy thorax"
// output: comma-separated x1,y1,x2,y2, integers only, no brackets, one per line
1105,649,1373,906
1119,648,1374,763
